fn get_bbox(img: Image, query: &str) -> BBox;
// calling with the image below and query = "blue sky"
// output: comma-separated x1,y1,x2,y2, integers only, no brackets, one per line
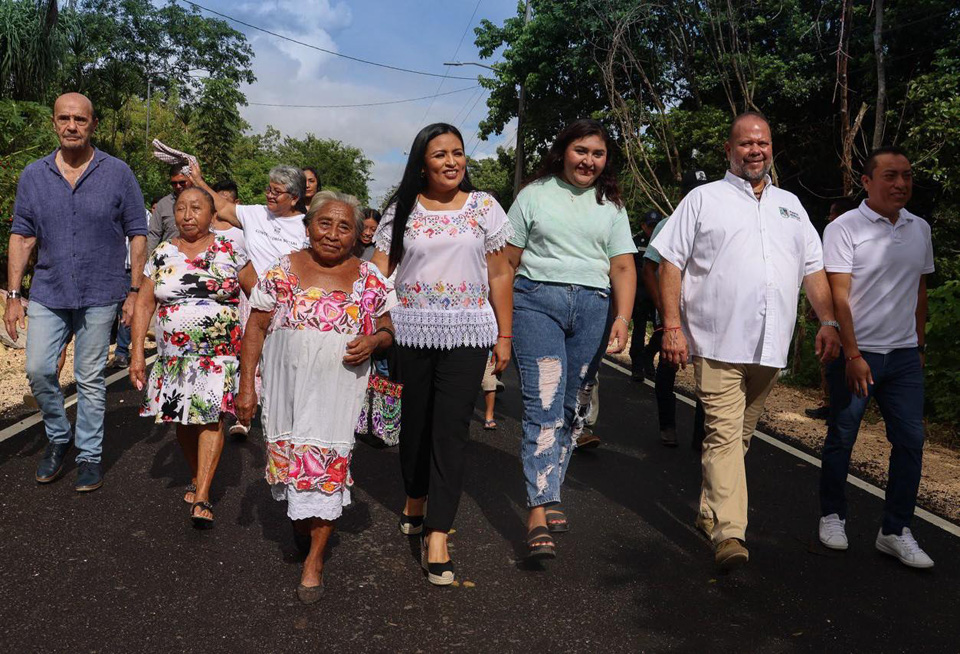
190,0,521,203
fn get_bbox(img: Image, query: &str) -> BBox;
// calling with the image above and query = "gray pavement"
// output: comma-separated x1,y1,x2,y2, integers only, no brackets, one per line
0,361,957,653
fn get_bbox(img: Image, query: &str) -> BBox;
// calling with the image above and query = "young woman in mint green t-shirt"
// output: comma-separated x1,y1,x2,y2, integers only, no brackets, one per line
505,119,637,560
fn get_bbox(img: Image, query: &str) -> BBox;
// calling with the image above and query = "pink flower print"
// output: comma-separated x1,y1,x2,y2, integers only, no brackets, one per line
360,288,380,314
295,479,313,491
287,449,302,479
300,448,326,478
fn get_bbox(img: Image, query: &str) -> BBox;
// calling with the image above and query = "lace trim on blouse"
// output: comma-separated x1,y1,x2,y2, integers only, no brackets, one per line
484,219,514,253
392,307,497,350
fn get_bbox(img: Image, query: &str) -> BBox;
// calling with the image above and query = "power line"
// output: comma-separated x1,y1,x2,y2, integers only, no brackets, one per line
176,0,477,81
247,85,479,108
421,0,484,125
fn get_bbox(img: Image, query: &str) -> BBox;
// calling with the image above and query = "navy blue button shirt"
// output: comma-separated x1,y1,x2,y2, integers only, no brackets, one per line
12,148,147,309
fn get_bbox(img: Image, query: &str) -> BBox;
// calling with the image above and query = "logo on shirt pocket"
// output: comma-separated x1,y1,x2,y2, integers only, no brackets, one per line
779,207,800,221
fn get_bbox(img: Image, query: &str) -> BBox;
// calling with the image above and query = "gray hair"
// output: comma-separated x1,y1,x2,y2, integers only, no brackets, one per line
304,190,364,234
268,165,306,201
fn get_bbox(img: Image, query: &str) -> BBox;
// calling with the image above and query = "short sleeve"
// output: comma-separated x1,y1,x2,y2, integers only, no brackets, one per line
10,172,37,237
822,222,853,274
644,220,668,264
373,205,395,254
362,263,398,318
800,212,824,276
248,263,283,312
605,206,638,258
922,221,935,274
120,166,147,237
506,189,531,248
480,194,514,253
234,204,261,229
143,244,164,280
651,192,701,269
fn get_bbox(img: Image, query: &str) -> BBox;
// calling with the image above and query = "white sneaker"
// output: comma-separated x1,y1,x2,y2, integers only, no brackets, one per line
875,527,934,569
818,514,848,550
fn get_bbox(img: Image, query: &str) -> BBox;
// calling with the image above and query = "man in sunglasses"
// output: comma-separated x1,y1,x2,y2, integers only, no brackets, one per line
146,165,194,255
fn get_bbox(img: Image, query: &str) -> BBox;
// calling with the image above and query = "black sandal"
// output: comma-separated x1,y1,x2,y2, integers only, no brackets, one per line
191,501,214,529
399,513,424,536
545,506,570,533
526,526,556,560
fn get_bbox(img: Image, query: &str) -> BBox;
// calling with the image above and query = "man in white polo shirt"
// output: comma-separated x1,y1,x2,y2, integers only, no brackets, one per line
817,147,935,568
651,111,841,570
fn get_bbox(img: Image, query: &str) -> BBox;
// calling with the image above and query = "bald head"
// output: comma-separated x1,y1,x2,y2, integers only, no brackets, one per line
52,93,97,153
728,111,770,142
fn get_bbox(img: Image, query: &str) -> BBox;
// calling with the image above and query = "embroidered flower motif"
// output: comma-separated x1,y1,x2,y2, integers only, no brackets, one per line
265,441,353,494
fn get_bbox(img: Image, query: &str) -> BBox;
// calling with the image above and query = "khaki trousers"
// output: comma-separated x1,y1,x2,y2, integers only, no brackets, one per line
694,357,780,544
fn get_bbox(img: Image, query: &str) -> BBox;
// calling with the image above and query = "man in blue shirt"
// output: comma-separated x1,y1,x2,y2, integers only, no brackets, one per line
4,92,147,492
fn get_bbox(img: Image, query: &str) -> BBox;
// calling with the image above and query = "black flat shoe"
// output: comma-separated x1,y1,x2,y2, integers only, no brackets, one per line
399,513,424,536
36,441,71,484
296,581,325,604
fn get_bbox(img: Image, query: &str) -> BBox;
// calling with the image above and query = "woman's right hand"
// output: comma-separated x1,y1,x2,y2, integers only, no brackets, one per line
235,388,258,425
129,353,146,391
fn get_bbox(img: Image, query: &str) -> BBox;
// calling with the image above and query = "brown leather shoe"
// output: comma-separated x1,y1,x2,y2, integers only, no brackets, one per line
576,430,601,449
715,538,749,570
694,513,714,541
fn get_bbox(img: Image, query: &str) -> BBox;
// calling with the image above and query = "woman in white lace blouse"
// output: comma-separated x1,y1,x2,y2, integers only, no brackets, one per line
371,123,513,587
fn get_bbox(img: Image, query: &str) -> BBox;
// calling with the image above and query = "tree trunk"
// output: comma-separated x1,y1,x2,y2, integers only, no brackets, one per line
872,0,887,149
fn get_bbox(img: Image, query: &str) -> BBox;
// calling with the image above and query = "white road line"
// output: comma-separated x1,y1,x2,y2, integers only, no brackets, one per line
0,355,157,445
601,357,960,539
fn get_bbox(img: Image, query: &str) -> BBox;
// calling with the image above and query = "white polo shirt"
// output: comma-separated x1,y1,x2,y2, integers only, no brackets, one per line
823,201,934,354
650,171,823,368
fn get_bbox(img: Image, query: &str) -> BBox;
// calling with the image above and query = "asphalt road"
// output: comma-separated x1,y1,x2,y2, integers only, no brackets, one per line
0,360,957,653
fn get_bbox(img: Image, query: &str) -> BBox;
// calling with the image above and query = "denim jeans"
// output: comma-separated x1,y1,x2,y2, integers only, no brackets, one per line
114,306,131,359
25,302,116,463
819,348,925,535
512,276,610,507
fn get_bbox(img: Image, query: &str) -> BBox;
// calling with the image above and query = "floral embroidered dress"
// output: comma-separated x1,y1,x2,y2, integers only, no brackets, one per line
373,191,512,349
249,257,395,520
140,236,246,424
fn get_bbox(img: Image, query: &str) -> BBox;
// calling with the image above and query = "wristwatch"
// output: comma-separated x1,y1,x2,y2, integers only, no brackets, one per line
128,286,140,294
7,290,21,299
918,344,926,353
820,320,840,330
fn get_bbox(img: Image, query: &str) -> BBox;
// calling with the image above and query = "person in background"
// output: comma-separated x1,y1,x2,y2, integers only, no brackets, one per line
357,208,381,261
653,112,840,570
804,195,860,420
371,123,513,586
817,147,935,568
5,92,147,492
130,187,246,527
239,191,395,603
302,167,321,210
481,352,501,430
108,237,134,368
506,118,636,559
210,179,247,260
629,210,663,381
148,164,193,254
643,170,710,447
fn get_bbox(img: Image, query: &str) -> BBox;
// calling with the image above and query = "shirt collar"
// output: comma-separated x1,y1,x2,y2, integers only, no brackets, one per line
858,199,913,225
724,170,772,199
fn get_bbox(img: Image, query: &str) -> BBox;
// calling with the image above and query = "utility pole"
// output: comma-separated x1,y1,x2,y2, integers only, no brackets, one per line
512,0,532,199
145,76,151,146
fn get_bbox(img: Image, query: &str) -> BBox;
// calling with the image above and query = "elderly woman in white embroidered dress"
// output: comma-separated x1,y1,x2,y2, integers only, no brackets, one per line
371,123,513,587
237,191,396,604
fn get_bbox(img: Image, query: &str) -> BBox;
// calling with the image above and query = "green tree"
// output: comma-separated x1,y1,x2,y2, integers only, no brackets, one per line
0,0,61,101
191,77,248,183
277,134,373,204
468,147,515,204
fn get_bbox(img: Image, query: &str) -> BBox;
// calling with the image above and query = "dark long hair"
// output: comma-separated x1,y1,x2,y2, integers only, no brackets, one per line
385,123,476,269
526,119,623,207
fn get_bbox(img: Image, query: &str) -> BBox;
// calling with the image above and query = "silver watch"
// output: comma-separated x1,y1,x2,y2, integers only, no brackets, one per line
820,320,840,330
7,290,21,299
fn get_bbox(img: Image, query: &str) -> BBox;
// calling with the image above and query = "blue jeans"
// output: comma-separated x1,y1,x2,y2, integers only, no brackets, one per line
819,348,925,535
512,276,610,507
25,302,116,463
114,306,131,358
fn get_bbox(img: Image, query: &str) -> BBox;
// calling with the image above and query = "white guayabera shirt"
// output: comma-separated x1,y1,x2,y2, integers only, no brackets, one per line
650,171,824,368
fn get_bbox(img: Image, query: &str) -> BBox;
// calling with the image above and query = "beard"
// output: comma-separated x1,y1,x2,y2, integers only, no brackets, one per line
731,157,772,182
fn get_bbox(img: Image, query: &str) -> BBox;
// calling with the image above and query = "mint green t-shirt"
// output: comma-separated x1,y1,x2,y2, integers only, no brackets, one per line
507,176,637,289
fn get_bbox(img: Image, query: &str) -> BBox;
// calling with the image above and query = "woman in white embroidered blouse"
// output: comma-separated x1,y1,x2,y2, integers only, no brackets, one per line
371,123,513,587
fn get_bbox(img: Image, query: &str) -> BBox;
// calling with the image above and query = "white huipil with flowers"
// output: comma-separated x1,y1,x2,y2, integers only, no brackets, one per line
373,191,512,349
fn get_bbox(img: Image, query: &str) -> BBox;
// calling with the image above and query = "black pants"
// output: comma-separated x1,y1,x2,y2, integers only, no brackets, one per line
396,345,487,532
654,352,706,445
628,296,656,370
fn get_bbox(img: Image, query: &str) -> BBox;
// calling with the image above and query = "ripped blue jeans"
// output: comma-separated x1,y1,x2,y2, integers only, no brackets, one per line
512,276,610,507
